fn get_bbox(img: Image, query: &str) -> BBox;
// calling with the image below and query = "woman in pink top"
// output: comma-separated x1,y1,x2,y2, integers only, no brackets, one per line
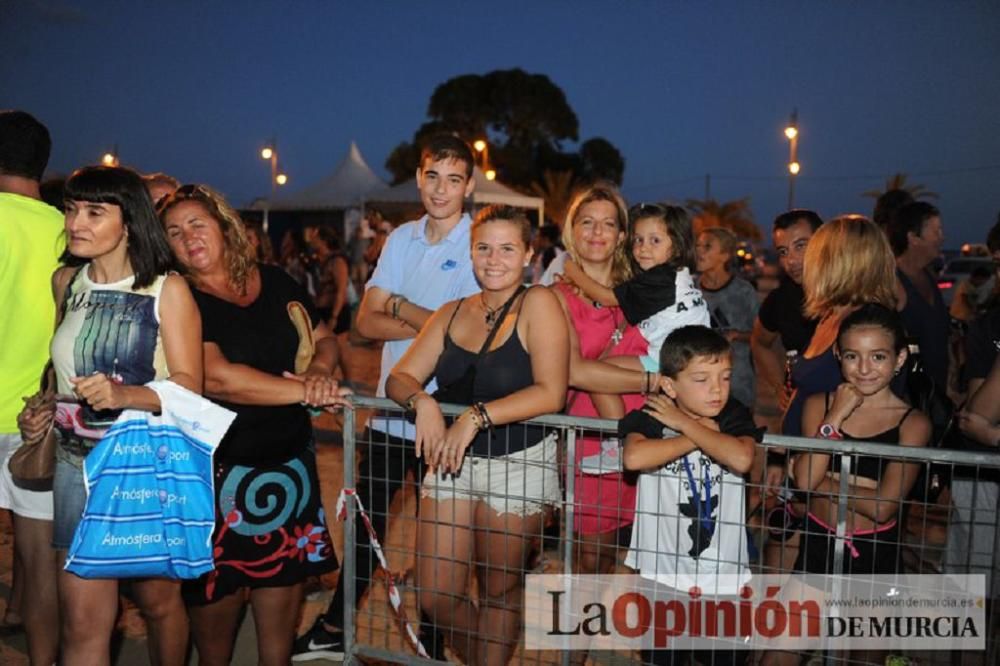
551,183,652,577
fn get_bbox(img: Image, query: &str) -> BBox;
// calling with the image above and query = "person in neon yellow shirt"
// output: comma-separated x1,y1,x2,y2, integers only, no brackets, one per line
0,109,64,665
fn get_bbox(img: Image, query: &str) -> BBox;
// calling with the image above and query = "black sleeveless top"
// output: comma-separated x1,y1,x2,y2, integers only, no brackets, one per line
826,392,914,481
433,290,546,457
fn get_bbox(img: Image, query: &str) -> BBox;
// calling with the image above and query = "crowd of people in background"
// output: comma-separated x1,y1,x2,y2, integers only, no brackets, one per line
1,109,999,665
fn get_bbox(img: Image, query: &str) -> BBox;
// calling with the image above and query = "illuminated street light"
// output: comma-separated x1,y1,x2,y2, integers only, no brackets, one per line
101,144,119,167
260,138,288,231
784,109,799,208
472,137,493,176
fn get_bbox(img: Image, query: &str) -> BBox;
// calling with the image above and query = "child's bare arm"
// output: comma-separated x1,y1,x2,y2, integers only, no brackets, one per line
564,259,620,307
622,431,697,472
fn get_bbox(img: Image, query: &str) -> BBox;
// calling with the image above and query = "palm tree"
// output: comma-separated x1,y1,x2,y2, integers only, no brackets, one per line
684,197,762,240
528,169,577,227
862,172,938,200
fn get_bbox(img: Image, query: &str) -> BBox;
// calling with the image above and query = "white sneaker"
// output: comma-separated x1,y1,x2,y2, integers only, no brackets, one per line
579,438,623,475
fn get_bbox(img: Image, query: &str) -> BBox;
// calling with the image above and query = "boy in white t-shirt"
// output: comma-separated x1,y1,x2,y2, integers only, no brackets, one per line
620,325,762,664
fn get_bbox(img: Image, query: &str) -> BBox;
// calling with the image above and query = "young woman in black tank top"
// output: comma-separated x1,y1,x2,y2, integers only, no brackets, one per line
387,205,569,666
793,304,931,576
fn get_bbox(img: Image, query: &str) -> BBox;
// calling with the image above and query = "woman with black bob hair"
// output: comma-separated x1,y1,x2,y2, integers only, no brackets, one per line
19,165,203,665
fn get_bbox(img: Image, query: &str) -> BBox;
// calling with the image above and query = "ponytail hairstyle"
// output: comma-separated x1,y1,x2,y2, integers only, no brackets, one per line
836,303,908,355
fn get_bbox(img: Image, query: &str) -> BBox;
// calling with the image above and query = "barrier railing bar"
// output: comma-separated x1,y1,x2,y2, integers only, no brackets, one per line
825,454,853,665
561,427,576,666
349,396,1000,466
341,396,1000,664
833,454,851,577
342,404,357,664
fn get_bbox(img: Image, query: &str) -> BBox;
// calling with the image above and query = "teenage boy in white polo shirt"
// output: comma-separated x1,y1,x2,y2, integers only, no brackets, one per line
294,134,479,661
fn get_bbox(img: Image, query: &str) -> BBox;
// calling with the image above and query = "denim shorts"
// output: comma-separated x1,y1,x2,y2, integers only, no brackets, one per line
52,458,88,549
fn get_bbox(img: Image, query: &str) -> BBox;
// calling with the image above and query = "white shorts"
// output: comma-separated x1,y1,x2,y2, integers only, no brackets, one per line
0,433,55,520
422,432,561,517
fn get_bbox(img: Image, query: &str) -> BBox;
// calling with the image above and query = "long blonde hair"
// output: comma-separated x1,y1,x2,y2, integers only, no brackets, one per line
561,182,633,286
803,214,897,319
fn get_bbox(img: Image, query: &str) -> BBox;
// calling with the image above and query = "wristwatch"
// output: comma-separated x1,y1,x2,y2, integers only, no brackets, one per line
818,423,842,440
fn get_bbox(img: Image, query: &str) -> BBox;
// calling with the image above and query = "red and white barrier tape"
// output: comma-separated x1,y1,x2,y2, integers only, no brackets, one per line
336,488,431,660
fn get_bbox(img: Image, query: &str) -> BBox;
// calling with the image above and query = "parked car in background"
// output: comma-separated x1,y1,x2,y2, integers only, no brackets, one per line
938,256,995,306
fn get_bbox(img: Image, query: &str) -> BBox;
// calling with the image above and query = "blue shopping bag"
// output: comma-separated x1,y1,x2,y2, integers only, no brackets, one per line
65,381,235,579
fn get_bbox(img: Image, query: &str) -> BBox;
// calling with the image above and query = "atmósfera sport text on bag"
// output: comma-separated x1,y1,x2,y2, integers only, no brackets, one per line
65,381,236,579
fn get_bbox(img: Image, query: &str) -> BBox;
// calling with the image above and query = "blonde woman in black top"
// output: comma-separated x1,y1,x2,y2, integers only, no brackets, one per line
387,205,569,666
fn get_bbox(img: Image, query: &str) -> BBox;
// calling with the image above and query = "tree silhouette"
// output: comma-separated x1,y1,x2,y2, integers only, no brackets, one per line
862,172,939,200
685,197,762,240
385,69,625,190
579,138,625,184
529,169,577,227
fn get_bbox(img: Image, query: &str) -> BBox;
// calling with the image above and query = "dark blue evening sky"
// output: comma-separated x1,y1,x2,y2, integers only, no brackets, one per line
3,1,999,244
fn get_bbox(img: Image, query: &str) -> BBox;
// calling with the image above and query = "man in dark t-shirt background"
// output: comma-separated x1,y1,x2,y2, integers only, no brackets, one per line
748,210,821,571
963,219,1000,396
889,201,951,391
750,209,822,428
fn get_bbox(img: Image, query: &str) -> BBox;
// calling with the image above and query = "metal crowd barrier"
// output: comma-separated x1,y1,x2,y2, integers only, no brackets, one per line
336,396,1000,666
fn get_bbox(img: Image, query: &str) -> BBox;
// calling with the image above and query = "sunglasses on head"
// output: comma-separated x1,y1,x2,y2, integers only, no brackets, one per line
157,183,212,213
174,183,211,198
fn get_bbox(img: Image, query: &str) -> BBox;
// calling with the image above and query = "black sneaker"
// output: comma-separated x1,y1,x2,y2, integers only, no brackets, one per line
291,618,345,662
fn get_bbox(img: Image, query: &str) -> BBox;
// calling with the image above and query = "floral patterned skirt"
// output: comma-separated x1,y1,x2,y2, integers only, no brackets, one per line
182,443,337,605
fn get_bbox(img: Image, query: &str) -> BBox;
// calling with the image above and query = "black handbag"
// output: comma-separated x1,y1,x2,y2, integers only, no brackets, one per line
903,346,957,502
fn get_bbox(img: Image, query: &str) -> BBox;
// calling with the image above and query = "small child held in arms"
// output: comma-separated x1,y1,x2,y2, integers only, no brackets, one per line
561,204,709,419
620,326,762,664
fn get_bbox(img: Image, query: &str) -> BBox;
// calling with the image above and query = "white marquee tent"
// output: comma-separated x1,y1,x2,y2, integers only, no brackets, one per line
262,141,387,211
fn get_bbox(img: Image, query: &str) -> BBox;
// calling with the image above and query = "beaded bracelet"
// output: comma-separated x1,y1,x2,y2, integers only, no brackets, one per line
460,407,485,431
474,401,494,430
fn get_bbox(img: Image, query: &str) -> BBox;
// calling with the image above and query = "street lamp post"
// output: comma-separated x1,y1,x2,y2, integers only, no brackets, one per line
260,138,288,232
102,144,119,167
473,138,496,180
785,110,799,209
